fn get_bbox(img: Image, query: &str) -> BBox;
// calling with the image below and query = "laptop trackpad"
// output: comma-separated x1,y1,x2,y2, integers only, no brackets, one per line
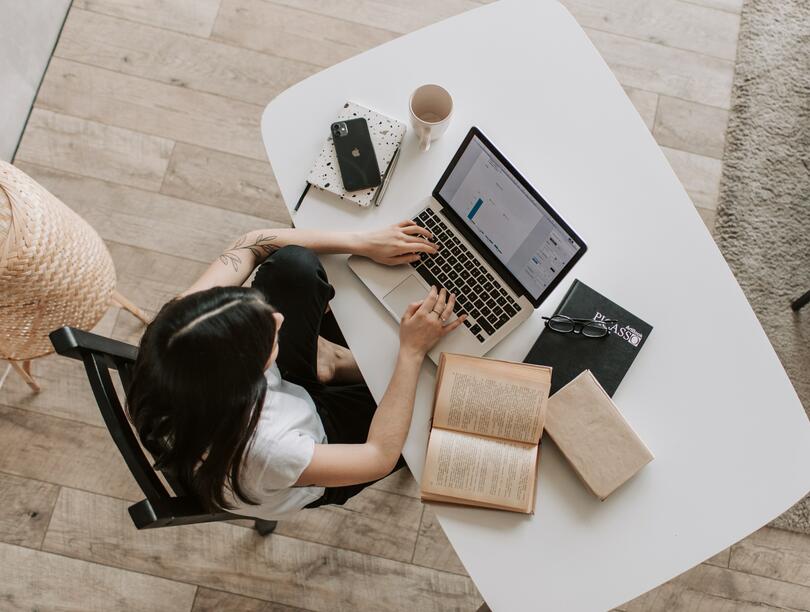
384,275,427,318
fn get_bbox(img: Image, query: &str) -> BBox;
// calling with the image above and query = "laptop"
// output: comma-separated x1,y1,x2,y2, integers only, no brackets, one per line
348,127,587,364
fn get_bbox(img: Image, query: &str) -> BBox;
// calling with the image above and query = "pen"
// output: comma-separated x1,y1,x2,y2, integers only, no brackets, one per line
294,182,311,213
374,146,401,207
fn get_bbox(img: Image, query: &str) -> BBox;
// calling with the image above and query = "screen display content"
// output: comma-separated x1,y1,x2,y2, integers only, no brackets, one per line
437,135,581,300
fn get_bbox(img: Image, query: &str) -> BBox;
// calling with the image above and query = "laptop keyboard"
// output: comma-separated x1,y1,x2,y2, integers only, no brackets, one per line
410,208,520,343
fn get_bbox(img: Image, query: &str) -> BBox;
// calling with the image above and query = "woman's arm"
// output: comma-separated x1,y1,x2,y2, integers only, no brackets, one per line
180,221,437,297
296,287,465,487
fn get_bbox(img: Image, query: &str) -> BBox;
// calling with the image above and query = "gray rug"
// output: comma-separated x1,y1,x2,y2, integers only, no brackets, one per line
714,0,810,534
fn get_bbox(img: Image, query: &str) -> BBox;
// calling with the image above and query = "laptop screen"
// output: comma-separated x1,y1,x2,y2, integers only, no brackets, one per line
436,133,583,301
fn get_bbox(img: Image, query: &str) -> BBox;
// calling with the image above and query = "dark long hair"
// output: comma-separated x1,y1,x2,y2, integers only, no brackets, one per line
126,286,278,511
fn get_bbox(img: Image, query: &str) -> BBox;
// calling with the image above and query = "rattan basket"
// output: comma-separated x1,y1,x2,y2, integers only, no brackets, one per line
0,160,146,391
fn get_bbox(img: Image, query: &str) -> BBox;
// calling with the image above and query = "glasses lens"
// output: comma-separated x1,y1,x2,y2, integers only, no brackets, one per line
582,322,608,338
547,316,575,333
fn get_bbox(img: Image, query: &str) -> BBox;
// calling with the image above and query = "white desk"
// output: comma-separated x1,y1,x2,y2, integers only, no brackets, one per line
261,1,810,610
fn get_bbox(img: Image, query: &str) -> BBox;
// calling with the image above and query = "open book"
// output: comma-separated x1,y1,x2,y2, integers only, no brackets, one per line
420,353,552,514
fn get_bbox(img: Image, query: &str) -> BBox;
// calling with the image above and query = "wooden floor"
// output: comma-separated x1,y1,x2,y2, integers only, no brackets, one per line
2,0,809,610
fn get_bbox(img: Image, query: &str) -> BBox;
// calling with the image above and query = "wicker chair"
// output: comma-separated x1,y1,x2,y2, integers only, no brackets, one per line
0,160,147,392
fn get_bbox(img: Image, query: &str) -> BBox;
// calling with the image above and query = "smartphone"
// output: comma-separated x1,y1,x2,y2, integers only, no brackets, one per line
331,118,381,192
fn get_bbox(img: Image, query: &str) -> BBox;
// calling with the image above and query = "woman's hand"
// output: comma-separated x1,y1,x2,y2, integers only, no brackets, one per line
356,220,439,265
399,286,466,357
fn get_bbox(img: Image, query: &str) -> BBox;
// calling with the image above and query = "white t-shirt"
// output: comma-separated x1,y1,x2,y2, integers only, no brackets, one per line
227,363,327,519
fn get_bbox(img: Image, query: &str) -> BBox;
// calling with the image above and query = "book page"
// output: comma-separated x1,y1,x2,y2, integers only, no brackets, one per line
433,354,551,444
421,428,537,512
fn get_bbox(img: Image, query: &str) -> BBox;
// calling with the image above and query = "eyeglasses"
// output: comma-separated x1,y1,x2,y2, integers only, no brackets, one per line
542,315,617,338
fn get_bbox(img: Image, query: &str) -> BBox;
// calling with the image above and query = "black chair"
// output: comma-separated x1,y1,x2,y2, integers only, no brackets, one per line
49,325,277,536
791,289,810,311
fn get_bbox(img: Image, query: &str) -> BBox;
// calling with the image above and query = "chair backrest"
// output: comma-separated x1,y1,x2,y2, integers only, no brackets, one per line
49,326,238,529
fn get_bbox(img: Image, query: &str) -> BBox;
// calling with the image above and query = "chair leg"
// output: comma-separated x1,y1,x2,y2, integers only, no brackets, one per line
254,519,278,536
791,289,810,312
0,362,11,391
111,290,150,324
8,360,40,393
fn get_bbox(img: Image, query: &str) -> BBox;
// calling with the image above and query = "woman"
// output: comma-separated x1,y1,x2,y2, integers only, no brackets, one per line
126,221,466,519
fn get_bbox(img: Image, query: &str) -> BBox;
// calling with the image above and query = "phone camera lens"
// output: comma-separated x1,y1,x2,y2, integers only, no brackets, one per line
331,122,348,138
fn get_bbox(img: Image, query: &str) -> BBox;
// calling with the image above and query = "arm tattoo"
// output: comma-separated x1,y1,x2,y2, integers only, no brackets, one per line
218,234,280,271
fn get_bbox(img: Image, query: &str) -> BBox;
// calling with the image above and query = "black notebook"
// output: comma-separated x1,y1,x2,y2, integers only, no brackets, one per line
524,280,653,396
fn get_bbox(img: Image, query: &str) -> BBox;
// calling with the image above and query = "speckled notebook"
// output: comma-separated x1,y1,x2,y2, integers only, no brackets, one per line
306,101,406,207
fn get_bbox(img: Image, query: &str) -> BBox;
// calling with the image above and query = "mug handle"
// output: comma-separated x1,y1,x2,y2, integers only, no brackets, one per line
418,127,431,152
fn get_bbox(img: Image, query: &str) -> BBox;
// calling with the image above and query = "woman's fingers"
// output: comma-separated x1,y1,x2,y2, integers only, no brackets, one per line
401,224,432,239
442,316,466,335
418,286,439,314
401,233,433,245
433,288,448,315
440,293,456,322
401,239,438,255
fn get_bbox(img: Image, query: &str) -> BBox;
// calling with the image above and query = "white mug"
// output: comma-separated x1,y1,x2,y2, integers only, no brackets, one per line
409,84,453,152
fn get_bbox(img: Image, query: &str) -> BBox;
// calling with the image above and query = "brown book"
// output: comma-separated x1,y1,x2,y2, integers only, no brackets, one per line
545,370,654,500
420,353,552,514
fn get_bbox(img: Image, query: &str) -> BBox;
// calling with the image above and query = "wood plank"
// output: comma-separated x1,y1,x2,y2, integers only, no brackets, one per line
0,353,106,427
0,540,196,612
624,86,658,130
621,562,810,611
0,473,59,548
584,27,734,108
661,146,722,210
621,581,782,611
730,526,810,588
212,0,399,67
14,162,279,265
15,109,172,191
561,0,740,60
43,487,481,612
35,57,267,161
193,588,308,612
370,466,421,498
412,506,468,575
0,404,141,501
678,0,743,15
266,0,479,35
104,241,230,347
107,241,209,313
56,9,319,107
161,143,290,223
274,488,422,563
111,306,153,346
654,95,729,158
104,241,212,344
705,547,731,568
74,0,221,37
0,306,117,427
